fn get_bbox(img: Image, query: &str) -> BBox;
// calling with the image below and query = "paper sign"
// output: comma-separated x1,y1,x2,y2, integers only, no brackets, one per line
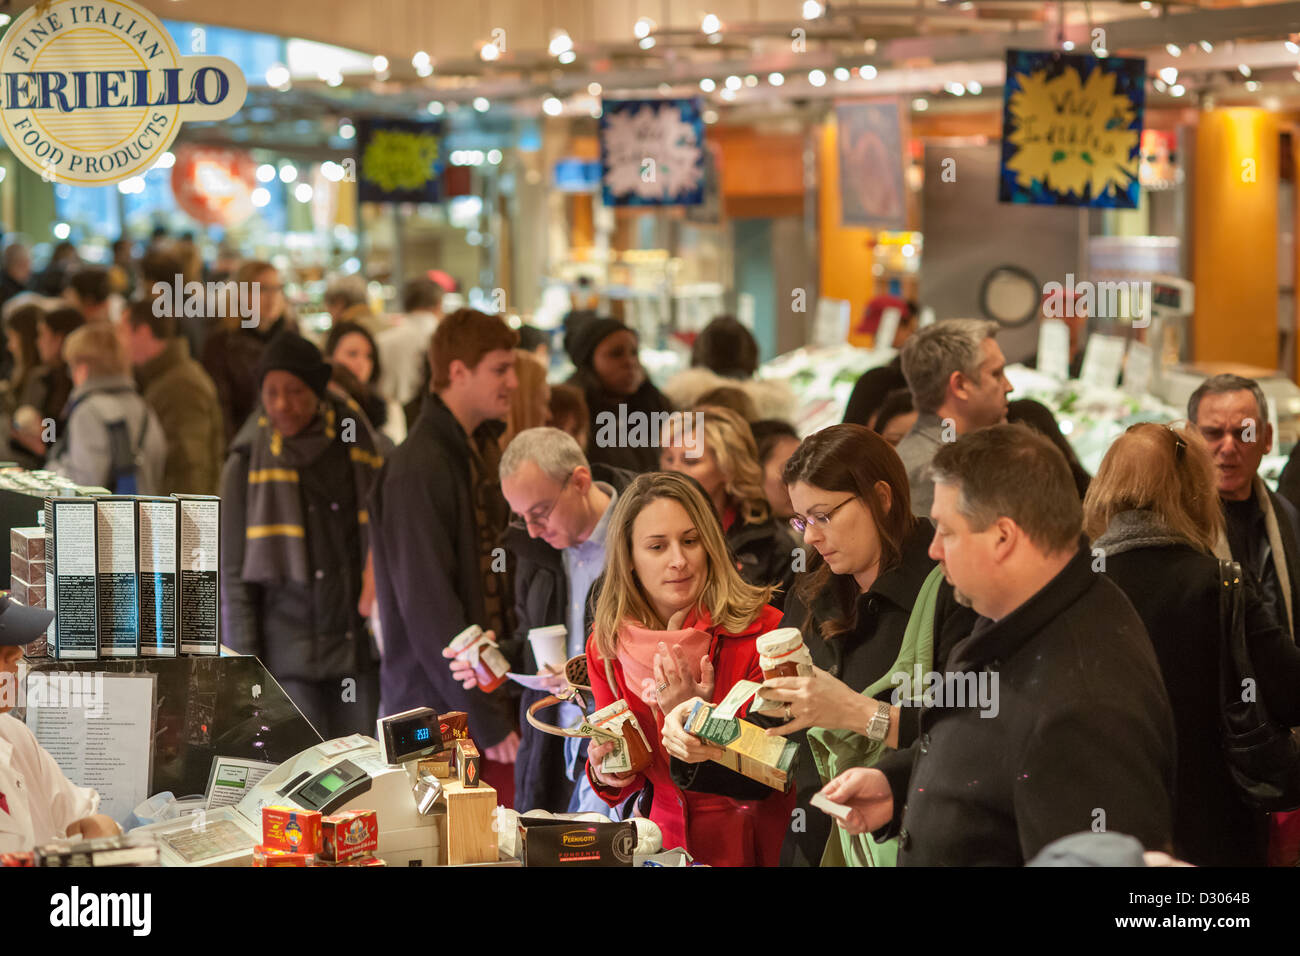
713,680,762,721
875,307,903,352
204,756,275,809
1078,334,1128,390
1121,341,1153,395
813,298,852,348
1038,319,1072,381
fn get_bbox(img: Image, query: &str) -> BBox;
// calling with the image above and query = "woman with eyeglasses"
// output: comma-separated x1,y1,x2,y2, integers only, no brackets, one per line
1086,423,1300,866
662,423,977,866
660,405,800,609
584,471,793,866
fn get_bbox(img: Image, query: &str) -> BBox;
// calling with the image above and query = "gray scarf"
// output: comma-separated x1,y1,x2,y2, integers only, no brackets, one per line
1091,509,1198,558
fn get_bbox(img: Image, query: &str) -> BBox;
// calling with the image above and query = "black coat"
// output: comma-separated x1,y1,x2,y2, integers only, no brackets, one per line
572,369,673,475
727,516,800,612
369,394,516,747
874,540,1176,865
1103,543,1300,866
507,463,634,812
842,357,905,428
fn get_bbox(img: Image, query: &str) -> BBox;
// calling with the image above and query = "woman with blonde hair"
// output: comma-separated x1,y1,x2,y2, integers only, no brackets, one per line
1086,422,1300,866
660,404,799,607
501,349,551,449
584,471,792,865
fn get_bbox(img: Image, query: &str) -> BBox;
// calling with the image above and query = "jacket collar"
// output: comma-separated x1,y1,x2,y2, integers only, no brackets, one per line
947,535,1094,671
134,337,190,392
67,372,136,405
1093,509,1197,557
420,392,505,451
904,411,946,445
865,517,937,611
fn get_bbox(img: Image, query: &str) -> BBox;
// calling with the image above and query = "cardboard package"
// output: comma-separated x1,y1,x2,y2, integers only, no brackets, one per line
175,494,220,655
136,497,179,657
517,816,635,867
45,497,98,660
684,700,798,791
95,497,139,657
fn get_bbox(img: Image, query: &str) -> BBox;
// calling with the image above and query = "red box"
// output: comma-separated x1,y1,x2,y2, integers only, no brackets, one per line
308,855,386,867
321,809,379,863
253,845,314,867
1,852,34,867
439,710,468,747
261,806,322,854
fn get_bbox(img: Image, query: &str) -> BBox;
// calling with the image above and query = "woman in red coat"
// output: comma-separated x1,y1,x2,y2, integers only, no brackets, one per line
585,471,793,866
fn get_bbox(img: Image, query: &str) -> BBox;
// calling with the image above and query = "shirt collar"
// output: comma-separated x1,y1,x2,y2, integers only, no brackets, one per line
572,483,616,555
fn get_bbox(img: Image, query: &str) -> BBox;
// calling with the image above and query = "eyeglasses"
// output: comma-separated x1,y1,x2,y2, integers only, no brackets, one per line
789,495,857,534
509,471,573,530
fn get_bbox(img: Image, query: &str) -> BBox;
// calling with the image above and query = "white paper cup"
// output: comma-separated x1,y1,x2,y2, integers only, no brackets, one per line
528,624,568,673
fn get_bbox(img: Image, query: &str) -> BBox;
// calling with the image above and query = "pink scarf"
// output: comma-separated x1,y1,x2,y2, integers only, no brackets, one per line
615,615,713,705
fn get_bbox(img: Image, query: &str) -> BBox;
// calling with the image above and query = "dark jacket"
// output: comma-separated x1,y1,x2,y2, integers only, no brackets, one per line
1220,478,1300,638
506,463,635,813
1097,510,1300,866
874,539,1176,865
843,356,905,428
220,416,370,683
136,337,225,495
571,368,673,475
726,515,800,612
369,394,516,747
202,316,293,444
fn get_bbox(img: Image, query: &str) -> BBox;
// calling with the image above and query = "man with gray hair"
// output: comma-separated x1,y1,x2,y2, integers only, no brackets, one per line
443,426,635,813
1188,373,1300,635
895,319,1013,514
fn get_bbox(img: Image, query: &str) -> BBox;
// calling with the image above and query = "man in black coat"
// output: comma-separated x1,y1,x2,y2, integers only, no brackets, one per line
822,424,1176,865
445,426,634,813
370,310,520,760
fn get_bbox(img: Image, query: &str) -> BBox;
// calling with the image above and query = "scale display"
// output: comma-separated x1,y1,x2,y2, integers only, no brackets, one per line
377,707,444,765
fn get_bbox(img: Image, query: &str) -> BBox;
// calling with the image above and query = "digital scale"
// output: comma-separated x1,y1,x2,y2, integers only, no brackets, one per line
133,732,446,867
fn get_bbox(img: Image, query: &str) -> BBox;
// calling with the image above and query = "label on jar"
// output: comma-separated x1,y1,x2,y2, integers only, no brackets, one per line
480,644,510,679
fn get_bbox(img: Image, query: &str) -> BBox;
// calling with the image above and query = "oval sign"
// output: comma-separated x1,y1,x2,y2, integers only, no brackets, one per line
0,0,247,186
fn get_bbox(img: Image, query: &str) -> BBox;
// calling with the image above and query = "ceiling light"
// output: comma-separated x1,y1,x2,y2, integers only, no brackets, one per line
256,164,276,183
725,75,742,90
473,96,490,112
966,81,982,95
1200,40,1214,53
1158,66,1178,84
279,165,298,183
155,151,176,170
720,88,736,101
634,17,655,39
251,188,270,208
703,109,718,124
1170,83,1186,96
338,122,355,139
558,50,576,64
1238,64,1252,77
548,31,573,57
768,72,785,86
1287,40,1299,55
480,42,500,62
1153,78,1167,93
1245,80,1260,91
265,63,290,87
427,101,444,116
1063,40,1074,51
412,51,430,68
860,65,877,80
700,78,716,92
744,74,758,87
701,14,720,34
1165,43,1181,57
639,37,656,49
912,97,929,111
808,69,826,87
588,82,602,96
833,67,850,81
372,55,388,72
802,1,823,19
542,96,563,116
294,183,313,203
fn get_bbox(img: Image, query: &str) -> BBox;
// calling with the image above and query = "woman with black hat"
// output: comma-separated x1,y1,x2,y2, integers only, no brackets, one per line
219,333,385,738
565,317,672,474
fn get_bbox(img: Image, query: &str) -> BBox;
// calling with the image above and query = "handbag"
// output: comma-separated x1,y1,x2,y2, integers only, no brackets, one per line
1217,559,1300,812
524,655,595,737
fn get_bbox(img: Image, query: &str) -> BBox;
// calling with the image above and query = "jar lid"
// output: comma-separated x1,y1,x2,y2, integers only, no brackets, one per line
449,624,485,653
756,627,805,658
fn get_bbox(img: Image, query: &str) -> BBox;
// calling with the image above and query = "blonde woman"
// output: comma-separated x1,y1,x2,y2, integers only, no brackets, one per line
660,404,799,607
501,349,551,449
584,471,792,866
1086,423,1300,866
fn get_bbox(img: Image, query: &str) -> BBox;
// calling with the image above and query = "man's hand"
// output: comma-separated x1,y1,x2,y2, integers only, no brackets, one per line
485,730,520,763
65,814,122,840
819,768,895,835
441,629,500,691
660,698,726,764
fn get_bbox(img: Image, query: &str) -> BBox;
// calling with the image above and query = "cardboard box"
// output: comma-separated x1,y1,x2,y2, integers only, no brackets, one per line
253,845,314,867
517,816,635,867
45,497,98,660
418,751,455,779
436,778,498,866
320,809,379,863
10,553,45,586
136,497,178,657
9,575,46,608
261,806,322,854
10,526,44,563
174,495,220,655
456,738,481,788
439,710,468,747
95,497,139,657
684,701,798,792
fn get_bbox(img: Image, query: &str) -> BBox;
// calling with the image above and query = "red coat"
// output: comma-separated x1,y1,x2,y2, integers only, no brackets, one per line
585,603,795,866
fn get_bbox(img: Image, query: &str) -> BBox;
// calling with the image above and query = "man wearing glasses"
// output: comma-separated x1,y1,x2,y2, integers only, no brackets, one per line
444,427,634,814
1187,373,1300,636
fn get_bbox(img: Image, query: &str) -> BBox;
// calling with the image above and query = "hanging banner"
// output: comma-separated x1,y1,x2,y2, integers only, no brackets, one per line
0,0,247,187
356,119,442,204
170,145,257,226
835,99,907,228
1000,49,1145,208
599,98,705,207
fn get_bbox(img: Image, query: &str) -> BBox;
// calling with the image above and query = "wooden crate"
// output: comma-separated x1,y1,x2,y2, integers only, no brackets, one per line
436,778,499,865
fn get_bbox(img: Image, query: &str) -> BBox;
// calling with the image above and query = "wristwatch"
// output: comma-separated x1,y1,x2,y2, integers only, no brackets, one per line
865,700,891,742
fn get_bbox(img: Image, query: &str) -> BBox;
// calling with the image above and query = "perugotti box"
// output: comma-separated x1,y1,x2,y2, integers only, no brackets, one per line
95,497,139,657
45,498,98,660
136,497,178,657
174,495,219,655
518,816,635,867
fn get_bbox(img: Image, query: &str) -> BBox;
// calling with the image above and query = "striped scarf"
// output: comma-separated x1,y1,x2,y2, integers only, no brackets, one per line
240,393,383,585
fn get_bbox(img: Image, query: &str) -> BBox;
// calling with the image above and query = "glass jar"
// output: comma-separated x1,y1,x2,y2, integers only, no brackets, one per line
757,627,814,681
449,624,510,693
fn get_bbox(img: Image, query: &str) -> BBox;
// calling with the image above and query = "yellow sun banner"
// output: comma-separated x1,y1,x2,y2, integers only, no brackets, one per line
1000,50,1146,207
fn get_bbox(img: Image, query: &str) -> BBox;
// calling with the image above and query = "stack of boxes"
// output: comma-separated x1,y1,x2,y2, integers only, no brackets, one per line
254,806,384,867
10,526,47,656
413,710,498,865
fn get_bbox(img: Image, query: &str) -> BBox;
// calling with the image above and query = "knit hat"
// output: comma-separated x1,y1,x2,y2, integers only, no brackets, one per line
259,332,331,397
565,316,633,370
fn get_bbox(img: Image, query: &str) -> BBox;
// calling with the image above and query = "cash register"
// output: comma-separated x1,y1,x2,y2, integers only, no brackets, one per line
134,733,443,867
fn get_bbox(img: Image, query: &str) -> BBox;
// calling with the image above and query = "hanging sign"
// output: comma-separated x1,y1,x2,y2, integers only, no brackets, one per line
836,99,907,228
170,145,257,226
1000,49,1145,208
0,0,247,186
356,118,442,203
599,98,705,207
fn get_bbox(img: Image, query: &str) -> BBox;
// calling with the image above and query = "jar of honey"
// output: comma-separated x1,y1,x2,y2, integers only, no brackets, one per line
756,628,814,681
449,624,510,693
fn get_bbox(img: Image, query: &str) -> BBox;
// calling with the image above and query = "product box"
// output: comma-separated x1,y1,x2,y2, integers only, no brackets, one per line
34,834,159,867
253,845,314,867
95,496,139,657
418,751,455,779
10,575,46,608
320,809,379,863
261,806,323,854
10,526,44,563
517,816,635,867
684,701,799,792
174,495,220,655
45,497,98,660
439,710,468,747
456,738,481,788
11,553,45,586
136,497,178,657
309,855,385,867
1,852,34,867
